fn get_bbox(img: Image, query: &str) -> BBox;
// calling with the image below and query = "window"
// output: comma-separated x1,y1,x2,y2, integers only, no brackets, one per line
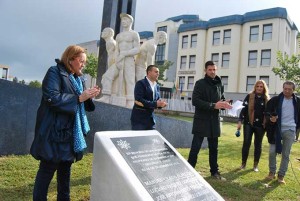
246,76,256,92
179,76,185,91
189,55,196,69
180,56,187,69
222,52,230,68
157,26,167,33
220,76,228,92
1,68,8,79
213,31,220,45
187,76,194,90
223,29,231,44
191,34,197,48
248,50,257,67
155,26,167,64
285,27,290,45
249,26,259,42
261,49,271,66
182,35,188,49
263,24,272,41
155,44,165,63
211,53,219,66
259,76,269,87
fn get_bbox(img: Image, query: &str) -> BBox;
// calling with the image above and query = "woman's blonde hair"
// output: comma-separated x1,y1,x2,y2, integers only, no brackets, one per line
251,80,270,100
61,45,86,73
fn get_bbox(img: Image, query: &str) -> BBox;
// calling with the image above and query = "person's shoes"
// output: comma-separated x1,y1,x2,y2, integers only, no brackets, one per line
253,161,259,172
265,172,276,180
239,162,246,170
212,172,226,181
278,175,286,184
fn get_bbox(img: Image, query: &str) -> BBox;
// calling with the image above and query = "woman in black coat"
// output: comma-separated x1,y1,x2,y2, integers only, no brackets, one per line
30,45,100,201
237,80,269,172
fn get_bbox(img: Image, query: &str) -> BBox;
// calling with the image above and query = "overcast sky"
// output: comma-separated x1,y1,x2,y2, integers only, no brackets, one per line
0,0,299,82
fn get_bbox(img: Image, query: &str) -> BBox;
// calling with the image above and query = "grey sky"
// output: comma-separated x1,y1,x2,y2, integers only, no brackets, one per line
0,0,298,82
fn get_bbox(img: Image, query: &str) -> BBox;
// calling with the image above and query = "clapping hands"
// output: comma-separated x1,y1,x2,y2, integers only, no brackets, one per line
79,86,101,102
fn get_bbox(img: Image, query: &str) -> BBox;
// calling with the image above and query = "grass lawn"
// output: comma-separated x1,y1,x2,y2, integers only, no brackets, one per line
0,122,300,200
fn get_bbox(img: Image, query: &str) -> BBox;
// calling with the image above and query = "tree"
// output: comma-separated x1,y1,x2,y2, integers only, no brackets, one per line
28,80,42,88
156,60,173,85
12,77,18,83
83,53,98,86
272,51,300,92
19,80,26,84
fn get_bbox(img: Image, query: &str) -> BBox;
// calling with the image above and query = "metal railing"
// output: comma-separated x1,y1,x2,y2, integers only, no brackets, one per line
163,98,241,117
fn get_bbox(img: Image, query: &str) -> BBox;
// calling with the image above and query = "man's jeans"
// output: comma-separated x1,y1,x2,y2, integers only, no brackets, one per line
269,129,295,176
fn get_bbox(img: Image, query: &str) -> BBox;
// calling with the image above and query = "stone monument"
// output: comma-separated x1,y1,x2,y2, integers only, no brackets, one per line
96,0,137,90
99,27,119,103
90,130,224,201
98,13,140,108
135,31,167,82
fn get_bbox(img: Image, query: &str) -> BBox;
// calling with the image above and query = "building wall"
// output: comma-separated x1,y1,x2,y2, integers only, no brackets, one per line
206,24,243,93
155,20,181,86
173,8,298,97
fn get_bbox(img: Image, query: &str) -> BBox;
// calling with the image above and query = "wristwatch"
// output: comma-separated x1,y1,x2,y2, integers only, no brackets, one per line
210,102,215,109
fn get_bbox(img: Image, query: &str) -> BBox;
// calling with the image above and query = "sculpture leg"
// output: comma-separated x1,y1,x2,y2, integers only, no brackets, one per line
99,65,119,103
124,57,135,107
101,65,119,95
135,65,146,82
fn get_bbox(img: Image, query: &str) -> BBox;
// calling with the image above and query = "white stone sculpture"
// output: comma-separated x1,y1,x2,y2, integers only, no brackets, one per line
99,27,119,103
135,31,167,81
114,13,140,108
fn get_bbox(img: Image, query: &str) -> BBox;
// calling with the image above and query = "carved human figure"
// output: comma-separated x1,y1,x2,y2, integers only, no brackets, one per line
115,13,140,102
102,27,116,68
100,27,119,97
135,31,167,81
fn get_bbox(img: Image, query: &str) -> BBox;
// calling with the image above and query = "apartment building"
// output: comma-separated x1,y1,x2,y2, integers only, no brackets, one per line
155,7,299,99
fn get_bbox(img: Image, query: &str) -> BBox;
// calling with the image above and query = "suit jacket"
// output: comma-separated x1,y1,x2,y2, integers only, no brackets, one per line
130,77,160,127
192,75,225,137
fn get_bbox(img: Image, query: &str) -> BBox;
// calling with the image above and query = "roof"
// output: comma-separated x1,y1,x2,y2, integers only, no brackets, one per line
166,15,199,23
177,7,298,33
138,31,153,39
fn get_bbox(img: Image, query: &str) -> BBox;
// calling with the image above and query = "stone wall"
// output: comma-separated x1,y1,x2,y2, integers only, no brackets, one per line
0,79,194,155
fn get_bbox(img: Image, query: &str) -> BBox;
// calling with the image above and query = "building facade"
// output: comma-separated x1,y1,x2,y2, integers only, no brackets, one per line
155,7,299,99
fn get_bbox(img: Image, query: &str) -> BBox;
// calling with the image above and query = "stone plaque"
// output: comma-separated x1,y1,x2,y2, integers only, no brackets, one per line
111,134,222,201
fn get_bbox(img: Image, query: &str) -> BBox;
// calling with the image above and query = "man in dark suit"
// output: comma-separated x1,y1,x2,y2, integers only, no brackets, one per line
187,61,232,180
131,65,167,130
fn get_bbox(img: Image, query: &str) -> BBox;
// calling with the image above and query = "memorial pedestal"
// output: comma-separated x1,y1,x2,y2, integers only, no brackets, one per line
91,130,224,201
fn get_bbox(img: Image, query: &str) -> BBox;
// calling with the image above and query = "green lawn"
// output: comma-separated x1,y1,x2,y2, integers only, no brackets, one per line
0,122,300,200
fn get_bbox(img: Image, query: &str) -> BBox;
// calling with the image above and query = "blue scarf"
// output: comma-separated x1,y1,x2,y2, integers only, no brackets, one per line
69,74,90,153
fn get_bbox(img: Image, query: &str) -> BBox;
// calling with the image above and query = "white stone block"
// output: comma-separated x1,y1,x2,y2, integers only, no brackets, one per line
90,130,224,201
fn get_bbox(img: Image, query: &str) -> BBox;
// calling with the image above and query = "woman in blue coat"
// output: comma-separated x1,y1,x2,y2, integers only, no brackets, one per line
30,45,100,201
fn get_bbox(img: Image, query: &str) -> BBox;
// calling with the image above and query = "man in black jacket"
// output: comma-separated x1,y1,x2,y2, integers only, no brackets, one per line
265,81,300,184
187,61,232,180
